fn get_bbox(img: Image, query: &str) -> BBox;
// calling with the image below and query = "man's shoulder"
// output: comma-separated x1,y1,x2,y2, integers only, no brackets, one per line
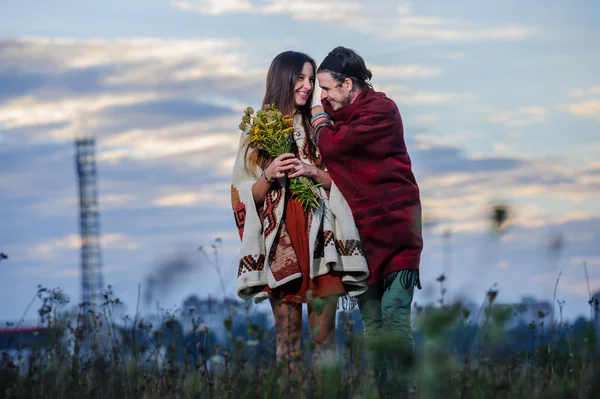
370,88,399,107
359,88,400,117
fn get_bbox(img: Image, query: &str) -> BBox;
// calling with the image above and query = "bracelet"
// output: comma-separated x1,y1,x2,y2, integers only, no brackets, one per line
314,119,332,131
310,112,329,124
311,116,330,130
261,170,274,183
311,115,328,124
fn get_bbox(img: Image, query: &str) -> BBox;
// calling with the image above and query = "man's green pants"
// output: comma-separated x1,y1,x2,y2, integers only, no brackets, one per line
357,270,419,398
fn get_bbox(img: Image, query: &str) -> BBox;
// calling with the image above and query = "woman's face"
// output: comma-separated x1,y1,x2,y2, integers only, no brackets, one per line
293,62,314,108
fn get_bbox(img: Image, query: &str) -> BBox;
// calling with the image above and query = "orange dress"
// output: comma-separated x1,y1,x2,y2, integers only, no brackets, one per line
265,192,346,303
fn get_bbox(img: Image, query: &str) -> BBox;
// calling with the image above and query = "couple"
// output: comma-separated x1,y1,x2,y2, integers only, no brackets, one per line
230,46,423,397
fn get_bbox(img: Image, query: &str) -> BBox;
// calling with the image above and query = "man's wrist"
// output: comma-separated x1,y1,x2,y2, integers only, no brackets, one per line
310,112,328,123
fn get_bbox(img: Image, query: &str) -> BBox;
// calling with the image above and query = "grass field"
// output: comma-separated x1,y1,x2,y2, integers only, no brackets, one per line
1,278,599,399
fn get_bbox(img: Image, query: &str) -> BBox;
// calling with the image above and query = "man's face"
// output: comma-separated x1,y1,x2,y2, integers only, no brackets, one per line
317,72,352,112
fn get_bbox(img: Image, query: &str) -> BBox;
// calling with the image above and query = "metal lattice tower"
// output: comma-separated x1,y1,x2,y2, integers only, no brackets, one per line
75,138,104,306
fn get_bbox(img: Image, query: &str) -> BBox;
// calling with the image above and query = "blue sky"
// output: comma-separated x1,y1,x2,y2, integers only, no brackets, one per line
1,0,599,324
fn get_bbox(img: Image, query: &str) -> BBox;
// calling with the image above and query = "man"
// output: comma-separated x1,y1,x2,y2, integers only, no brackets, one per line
310,46,423,398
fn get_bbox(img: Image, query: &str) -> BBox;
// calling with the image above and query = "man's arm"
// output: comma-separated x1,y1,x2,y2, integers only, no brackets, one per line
311,106,396,154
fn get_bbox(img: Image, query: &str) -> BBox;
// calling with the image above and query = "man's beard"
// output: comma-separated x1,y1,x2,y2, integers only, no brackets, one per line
331,94,351,111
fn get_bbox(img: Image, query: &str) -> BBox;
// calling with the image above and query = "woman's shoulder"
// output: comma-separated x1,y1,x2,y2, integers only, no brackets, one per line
293,112,308,125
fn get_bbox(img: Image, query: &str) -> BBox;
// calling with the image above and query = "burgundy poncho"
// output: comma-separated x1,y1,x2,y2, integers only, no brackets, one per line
318,88,423,286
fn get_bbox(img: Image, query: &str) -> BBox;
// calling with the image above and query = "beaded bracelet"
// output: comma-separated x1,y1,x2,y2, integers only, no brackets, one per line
310,115,330,127
310,112,329,124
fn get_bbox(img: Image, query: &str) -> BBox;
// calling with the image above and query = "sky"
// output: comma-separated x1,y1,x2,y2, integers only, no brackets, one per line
1,0,599,325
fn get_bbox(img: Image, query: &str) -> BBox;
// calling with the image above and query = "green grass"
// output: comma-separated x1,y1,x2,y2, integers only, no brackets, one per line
1,282,599,399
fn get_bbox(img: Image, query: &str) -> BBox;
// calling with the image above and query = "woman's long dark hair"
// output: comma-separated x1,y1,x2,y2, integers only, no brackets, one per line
245,51,318,172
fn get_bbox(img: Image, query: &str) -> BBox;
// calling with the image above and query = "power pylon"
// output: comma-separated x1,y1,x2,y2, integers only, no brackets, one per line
75,138,104,307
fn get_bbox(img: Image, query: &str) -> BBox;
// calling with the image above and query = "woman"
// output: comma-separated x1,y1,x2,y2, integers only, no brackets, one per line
230,51,369,382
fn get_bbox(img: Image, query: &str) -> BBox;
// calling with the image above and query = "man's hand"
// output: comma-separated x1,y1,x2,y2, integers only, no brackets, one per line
311,105,325,117
264,153,296,180
286,158,317,179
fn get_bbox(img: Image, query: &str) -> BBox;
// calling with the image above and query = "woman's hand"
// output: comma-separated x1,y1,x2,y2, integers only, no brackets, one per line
286,158,317,179
263,153,296,180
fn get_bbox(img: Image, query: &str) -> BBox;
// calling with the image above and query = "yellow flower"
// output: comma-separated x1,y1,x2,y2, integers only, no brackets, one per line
239,104,321,209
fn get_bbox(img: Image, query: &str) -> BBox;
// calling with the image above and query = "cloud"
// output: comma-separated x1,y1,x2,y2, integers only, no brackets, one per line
0,37,241,74
492,143,513,154
0,121,239,237
18,264,124,279
364,64,451,104
409,136,600,234
0,92,161,130
390,19,534,43
173,0,363,23
558,280,600,298
379,84,473,105
0,70,47,102
414,114,440,124
415,130,482,147
0,36,256,219
33,233,141,260
98,99,234,131
490,107,547,128
0,37,264,142
570,256,600,269
172,0,253,14
173,0,536,43
579,165,600,185
0,44,261,255
567,99,600,121
429,51,465,60
570,87,600,98
413,139,527,176
99,130,234,162
152,183,231,208
27,162,235,220
370,64,442,79
261,0,364,23
562,85,600,122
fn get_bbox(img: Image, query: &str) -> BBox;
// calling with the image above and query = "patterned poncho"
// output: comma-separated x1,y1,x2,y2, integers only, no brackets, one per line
318,88,424,287
230,114,370,303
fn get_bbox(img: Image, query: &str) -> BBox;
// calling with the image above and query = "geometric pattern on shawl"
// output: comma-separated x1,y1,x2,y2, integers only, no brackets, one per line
314,230,365,258
262,187,283,238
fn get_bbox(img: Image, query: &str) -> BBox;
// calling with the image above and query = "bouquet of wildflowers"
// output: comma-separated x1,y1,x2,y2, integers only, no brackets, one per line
239,104,321,210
